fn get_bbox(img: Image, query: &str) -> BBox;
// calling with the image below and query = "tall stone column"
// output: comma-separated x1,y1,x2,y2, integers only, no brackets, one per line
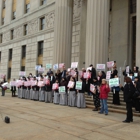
53,0,73,68
136,0,140,65
85,0,109,68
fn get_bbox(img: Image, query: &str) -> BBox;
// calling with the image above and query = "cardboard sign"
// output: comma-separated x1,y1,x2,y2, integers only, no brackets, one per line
107,61,114,68
96,64,105,71
10,81,16,86
52,83,59,90
38,81,44,87
38,67,45,73
71,62,78,68
83,72,91,79
106,71,111,80
0,74,5,79
59,63,65,69
109,78,119,87
30,80,37,86
24,81,31,87
19,71,26,76
68,81,75,88
59,86,66,93
86,67,92,71
76,81,82,90
70,70,76,77
46,64,52,69
35,65,41,70
53,64,58,70
90,84,95,93
126,66,129,74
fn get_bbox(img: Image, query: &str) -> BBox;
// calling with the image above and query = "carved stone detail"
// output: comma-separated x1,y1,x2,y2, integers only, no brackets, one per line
3,32,10,43
46,12,55,29
28,19,38,35
73,0,82,19
14,26,23,39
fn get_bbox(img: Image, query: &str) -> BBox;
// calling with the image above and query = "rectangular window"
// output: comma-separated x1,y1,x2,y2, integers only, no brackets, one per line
21,66,25,71
24,24,28,35
12,0,16,20
130,0,136,14
40,17,45,30
41,0,47,6
38,41,43,56
11,30,14,40
25,3,30,13
22,45,26,58
9,49,13,61
0,34,3,43
3,0,6,9
2,18,5,25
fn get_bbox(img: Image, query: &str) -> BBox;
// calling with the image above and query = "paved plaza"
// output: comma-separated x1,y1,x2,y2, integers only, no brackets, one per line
0,93,140,140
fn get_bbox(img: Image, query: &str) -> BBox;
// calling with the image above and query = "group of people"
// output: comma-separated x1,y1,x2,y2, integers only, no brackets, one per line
1,62,140,123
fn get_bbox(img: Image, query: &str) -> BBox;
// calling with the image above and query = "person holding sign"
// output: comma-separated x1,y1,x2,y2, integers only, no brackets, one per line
10,79,16,97
68,77,77,107
0,76,7,96
98,71,106,85
31,77,38,101
38,77,45,102
22,77,27,99
111,65,118,79
59,77,68,105
123,65,132,77
99,79,110,115
53,79,60,104
120,77,135,123
55,70,62,83
44,77,53,103
132,66,139,78
76,78,86,108
91,77,100,111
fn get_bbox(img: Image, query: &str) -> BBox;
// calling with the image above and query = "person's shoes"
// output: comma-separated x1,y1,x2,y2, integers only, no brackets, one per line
130,119,133,122
98,112,103,114
122,120,130,123
93,108,98,111
105,113,108,115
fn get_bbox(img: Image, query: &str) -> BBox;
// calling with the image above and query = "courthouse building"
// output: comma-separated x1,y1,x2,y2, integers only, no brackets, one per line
0,0,139,81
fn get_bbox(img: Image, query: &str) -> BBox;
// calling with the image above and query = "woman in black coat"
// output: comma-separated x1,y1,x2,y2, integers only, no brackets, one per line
11,79,16,97
121,77,135,123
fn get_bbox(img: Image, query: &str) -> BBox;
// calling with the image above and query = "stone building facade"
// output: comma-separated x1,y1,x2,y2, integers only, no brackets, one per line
0,0,138,81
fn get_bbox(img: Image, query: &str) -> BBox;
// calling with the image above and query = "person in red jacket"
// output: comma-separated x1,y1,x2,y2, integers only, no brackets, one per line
99,79,110,115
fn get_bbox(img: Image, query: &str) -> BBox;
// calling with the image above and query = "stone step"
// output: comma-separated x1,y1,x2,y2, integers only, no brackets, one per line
86,105,140,117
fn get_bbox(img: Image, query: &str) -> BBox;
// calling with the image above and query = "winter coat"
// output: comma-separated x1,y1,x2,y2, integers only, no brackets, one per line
99,84,110,99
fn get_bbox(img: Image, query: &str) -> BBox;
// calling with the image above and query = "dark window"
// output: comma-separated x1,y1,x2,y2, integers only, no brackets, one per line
0,51,1,62
25,3,30,13
0,34,3,43
7,68,11,80
40,17,45,30
38,41,43,56
2,18,4,25
41,0,47,5
3,0,6,8
130,0,136,14
21,66,25,71
22,45,26,58
9,49,12,61
24,24,28,35
11,30,14,40
13,11,16,20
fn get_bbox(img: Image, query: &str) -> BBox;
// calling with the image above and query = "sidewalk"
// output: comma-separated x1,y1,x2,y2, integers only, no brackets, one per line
0,93,140,140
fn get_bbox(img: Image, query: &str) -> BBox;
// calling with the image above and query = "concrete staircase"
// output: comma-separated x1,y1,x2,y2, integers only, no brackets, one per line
85,92,140,117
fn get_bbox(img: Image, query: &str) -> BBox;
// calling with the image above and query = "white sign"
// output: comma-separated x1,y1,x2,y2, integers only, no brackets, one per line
106,71,111,80
53,64,58,70
107,61,114,68
71,62,78,68
96,64,105,71
109,78,119,87
19,71,26,76
46,64,52,69
126,66,129,74
38,67,45,73
35,65,41,70
86,67,92,71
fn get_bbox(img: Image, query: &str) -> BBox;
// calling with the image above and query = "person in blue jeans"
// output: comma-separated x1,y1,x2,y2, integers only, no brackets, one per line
98,79,110,115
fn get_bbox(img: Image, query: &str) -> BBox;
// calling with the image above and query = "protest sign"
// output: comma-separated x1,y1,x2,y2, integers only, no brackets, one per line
52,83,59,90
109,78,119,87
107,61,114,68
70,70,76,77
68,81,75,88
86,67,92,71
19,71,26,76
126,66,129,74
35,65,41,70
71,62,78,68
83,72,91,79
106,71,111,80
0,74,5,79
38,67,45,73
53,64,58,70
90,84,95,93
46,64,52,69
96,64,105,71
79,71,83,78
59,63,65,69
38,81,44,87
134,73,138,77
59,86,66,93
10,81,16,86
76,81,82,90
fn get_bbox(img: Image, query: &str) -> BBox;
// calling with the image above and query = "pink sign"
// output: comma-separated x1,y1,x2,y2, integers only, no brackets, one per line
70,70,76,77
83,72,91,79
59,63,65,69
38,67,45,73
30,80,37,86
67,81,75,88
79,71,83,78
0,74,5,79
24,81,31,87
38,81,44,87
90,84,95,93
71,62,78,68
19,71,26,76
107,61,114,68
10,81,16,86
52,83,59,90
106,71,111,80
96,64,105,71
